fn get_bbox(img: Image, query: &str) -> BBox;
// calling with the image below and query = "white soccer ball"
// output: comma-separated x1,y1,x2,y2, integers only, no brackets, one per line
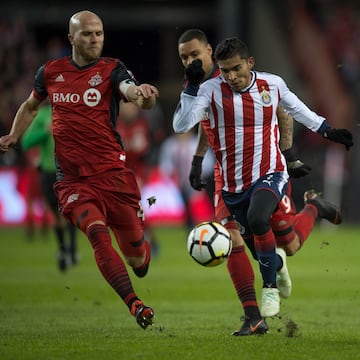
187,221,232,267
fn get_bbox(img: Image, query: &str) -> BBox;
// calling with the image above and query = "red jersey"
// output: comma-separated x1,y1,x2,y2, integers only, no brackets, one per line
116,115,150,184
32,56,137,180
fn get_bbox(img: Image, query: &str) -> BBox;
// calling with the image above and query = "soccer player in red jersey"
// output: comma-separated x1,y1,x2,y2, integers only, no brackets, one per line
116,101,160,256
0,10,159,330
174,36,353,325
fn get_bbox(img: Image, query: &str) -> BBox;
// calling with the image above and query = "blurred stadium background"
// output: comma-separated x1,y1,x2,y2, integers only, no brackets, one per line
0,0,359,229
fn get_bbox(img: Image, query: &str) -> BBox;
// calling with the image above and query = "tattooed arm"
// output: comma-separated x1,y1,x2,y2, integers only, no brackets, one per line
277,105,293,152
277,105,312,178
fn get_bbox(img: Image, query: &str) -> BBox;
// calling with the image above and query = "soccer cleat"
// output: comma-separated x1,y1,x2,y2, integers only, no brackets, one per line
70,252,80,266
304,190,342,225
130,300,154,330
260,288,280,318
232,317,269,336
276,248,292,298
57,251,67,272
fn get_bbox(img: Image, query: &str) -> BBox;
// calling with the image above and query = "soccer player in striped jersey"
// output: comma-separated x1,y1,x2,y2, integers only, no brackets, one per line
176,29,269,335
174,36,353,323
0,10,158,330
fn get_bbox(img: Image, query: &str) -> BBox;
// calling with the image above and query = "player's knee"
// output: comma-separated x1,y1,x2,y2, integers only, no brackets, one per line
71,202,106,233
247,209,269,235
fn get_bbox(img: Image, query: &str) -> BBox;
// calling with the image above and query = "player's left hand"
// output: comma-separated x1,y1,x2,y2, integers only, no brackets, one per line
323,128,354,150
287,159,312,178
282,147,312,178
189,155,206,190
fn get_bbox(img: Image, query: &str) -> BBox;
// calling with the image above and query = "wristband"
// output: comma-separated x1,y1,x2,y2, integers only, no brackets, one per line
192,155,204,166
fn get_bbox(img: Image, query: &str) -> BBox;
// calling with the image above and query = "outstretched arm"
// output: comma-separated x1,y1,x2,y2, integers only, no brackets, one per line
0,93,41,153
279,79,353,151
125,83,159,110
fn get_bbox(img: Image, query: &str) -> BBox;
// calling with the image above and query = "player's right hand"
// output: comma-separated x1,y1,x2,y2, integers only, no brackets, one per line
185,59,205,86
189,155,206,190
0,135,17,153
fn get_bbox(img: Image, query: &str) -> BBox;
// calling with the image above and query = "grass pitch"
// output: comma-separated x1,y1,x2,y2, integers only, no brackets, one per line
0,224,359,360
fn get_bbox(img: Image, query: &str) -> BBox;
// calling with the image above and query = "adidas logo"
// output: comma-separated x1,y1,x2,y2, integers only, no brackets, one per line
55,74,65,82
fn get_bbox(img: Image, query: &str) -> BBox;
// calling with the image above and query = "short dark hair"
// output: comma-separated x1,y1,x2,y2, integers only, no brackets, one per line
178,29,208,45
214,37,250,61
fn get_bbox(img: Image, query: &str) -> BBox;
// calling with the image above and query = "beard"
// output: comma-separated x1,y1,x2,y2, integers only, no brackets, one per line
78,44,103,63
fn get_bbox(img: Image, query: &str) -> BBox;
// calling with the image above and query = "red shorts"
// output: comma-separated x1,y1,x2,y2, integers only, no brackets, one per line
270,182,296,245
54,168,145,256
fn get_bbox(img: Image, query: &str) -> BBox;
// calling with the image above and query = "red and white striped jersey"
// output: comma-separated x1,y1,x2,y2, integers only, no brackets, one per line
176,71,326,193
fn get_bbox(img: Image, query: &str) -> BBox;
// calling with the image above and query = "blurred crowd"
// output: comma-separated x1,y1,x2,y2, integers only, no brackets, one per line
285,0,359,216
0,17,69,165
0,0,359,227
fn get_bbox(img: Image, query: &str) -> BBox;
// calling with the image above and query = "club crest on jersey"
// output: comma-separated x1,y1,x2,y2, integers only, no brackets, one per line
88,73,103,87
260,89,272,106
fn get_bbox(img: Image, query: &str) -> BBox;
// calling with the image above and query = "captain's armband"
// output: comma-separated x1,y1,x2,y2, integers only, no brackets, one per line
119,79,136,98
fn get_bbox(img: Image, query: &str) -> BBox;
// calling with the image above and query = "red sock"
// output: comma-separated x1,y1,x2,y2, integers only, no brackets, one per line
227,245,261,319
86,224,138,310
293,204,317,247
133,240,151,278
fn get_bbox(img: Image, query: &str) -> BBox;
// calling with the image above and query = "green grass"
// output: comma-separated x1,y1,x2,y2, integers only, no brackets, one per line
1,224,359,360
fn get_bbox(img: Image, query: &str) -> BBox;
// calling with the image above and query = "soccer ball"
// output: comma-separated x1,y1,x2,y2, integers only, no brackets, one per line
187,221,232,267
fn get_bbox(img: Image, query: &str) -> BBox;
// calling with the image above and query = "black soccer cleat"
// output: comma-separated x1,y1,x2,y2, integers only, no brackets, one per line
232,317,269,336
131,300,154,330
304,190,342,225
57,250,68,272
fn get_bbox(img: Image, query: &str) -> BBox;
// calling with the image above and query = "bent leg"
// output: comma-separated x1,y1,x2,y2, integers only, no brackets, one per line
71,202,140,309
248,189,281,288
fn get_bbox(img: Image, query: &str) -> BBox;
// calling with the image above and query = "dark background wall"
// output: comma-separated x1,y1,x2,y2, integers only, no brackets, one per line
0,0,359,222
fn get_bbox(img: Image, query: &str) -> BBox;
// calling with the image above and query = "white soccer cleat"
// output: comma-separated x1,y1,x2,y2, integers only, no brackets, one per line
276,247,292,298
261,287,280,318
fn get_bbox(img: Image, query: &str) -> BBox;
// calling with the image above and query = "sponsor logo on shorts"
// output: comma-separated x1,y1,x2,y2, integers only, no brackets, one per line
67,193,79,203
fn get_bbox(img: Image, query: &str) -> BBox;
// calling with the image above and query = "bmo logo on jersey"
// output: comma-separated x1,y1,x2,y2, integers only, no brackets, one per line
52,88,101,107
53,93,81,103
